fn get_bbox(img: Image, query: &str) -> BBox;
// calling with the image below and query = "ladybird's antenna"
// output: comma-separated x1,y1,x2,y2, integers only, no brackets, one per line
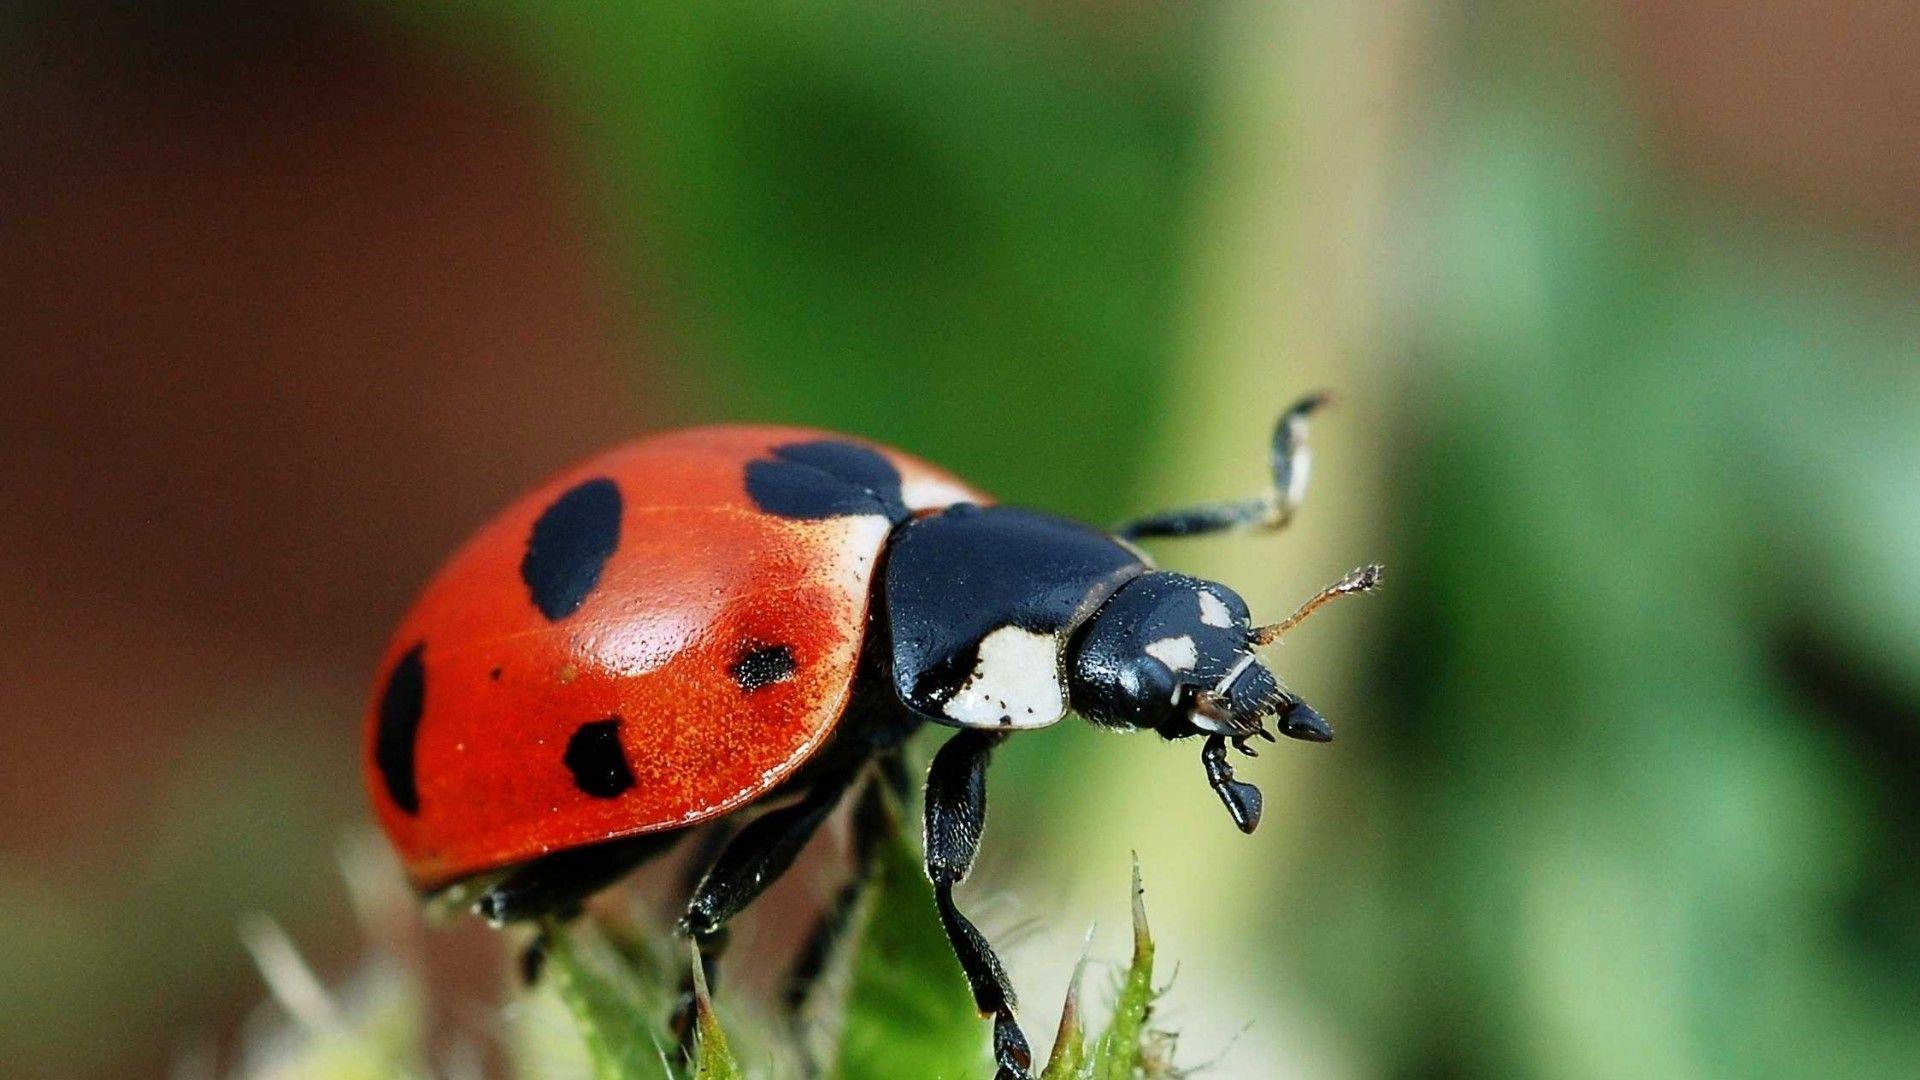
1252,564,1382,647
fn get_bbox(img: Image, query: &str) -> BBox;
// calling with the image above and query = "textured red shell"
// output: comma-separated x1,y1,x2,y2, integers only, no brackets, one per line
363,426,983,890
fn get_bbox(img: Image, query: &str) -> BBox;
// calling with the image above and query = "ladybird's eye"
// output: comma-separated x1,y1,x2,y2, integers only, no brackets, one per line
1122,659,1179,716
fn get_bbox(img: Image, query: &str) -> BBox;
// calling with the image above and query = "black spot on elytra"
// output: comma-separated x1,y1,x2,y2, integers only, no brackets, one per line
489,666,503,682
730,643,798,692
744,440,907,523
564,717,635,799
375,643,426,815
521,478,622,621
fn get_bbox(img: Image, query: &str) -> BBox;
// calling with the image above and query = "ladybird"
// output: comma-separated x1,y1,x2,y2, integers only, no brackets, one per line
364,397,1377,1079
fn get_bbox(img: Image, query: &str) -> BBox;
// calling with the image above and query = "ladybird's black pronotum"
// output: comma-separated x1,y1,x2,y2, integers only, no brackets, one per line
363,396,1378,1079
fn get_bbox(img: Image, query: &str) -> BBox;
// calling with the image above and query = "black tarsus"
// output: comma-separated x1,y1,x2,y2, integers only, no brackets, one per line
924,729,1033,1080
1268,390,1330,510
649,821,741,1019
1114,392,1330,542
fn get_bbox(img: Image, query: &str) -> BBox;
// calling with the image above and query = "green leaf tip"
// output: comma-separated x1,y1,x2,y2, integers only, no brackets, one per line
1040,936,1091,1079
1090,855,1159,1079
1129,853,1153,972
688,941,742,1080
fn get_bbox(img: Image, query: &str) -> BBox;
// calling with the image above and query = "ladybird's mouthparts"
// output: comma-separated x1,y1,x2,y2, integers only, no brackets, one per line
1191,655,1333,745
1193,658,1333,834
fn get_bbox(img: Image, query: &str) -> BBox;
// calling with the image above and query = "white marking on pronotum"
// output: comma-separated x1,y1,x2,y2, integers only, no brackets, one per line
1145,634,1198,671
1197,591,1233,628
942,625,1065,729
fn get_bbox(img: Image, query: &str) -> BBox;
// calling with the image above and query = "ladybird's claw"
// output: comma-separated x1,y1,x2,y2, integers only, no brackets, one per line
518,932,550,986
993,1013,1035,1079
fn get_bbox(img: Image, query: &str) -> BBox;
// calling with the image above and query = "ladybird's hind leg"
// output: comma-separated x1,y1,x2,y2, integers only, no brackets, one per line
477,830,689,925
781,765,902,1020
675,820,739,904
1114,392,1329,541
668,770,859,1055
925,729,1032,1080
473,829,689,985
650,822,738,1003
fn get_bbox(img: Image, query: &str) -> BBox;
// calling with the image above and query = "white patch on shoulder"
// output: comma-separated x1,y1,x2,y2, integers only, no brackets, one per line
1145,635,1198,671
900,475,979,512
941,625,1065,730
1197,590,1233,628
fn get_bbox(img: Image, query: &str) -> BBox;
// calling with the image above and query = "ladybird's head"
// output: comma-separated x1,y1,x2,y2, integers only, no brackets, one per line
1066,566,1379,832
1066,571,1330,743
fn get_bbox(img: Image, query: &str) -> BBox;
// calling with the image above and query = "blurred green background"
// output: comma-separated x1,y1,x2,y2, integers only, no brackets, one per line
5,1,1917,1076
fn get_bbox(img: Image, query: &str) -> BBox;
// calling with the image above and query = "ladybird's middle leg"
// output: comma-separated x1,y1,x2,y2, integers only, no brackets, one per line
925,729,1033,1080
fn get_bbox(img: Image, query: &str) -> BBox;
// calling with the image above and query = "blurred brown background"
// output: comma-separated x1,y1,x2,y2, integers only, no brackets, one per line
5,8,648,1073
4,1,1916,1077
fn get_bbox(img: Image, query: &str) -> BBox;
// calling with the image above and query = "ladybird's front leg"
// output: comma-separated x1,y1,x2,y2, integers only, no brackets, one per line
1114,391,1330,541
1201,733,1264,834
924,729,1033,1080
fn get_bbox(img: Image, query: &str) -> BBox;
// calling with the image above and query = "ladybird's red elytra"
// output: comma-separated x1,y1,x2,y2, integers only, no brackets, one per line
364,400,1376,1079
364,426,981,890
